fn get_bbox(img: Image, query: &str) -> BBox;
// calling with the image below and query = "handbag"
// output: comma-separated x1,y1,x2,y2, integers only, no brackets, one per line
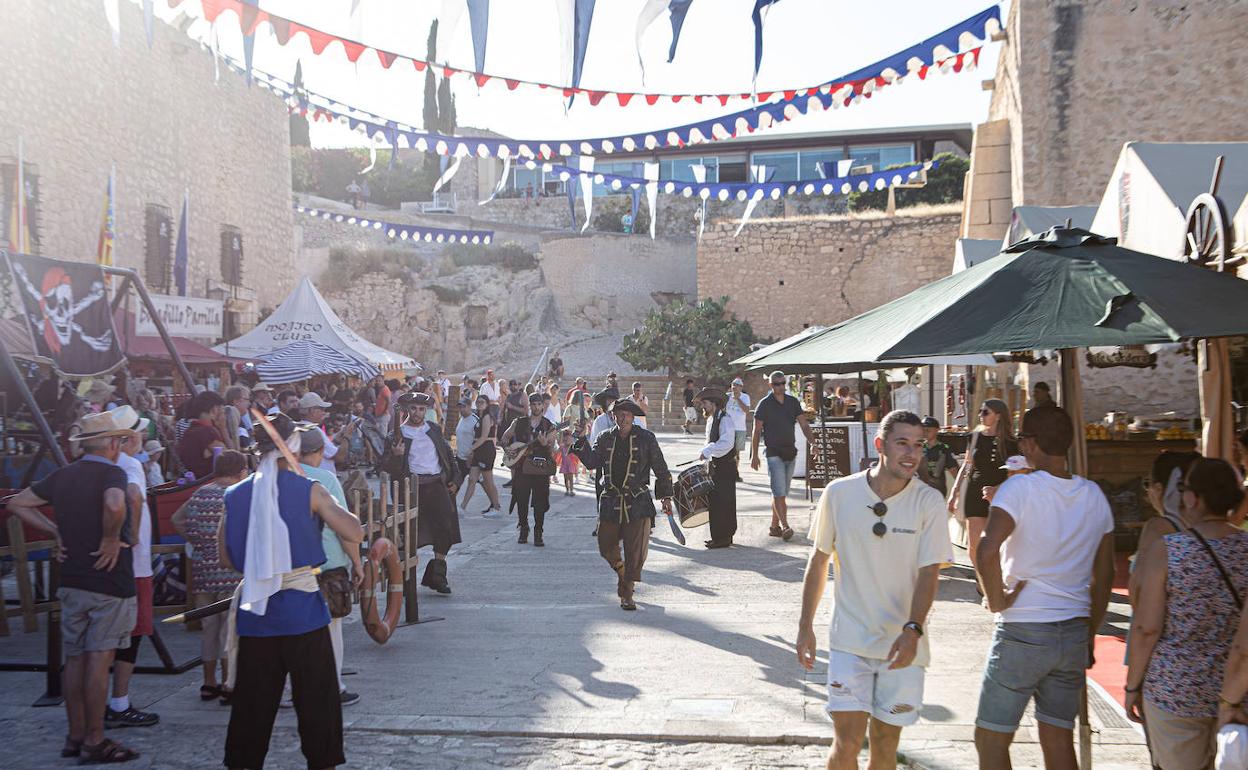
952,432,979,523
522,452,558,477
317,566,353,619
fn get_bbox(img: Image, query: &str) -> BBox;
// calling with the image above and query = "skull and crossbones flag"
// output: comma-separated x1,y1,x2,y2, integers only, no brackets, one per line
5,252,124,377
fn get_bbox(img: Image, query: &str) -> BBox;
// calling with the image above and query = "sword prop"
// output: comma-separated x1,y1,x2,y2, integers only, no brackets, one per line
665,511,686,545
250,408,306,477
162,597,231,624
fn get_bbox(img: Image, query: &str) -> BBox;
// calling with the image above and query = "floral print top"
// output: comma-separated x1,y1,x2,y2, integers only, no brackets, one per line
1145,530,1248,717
183,483,240,594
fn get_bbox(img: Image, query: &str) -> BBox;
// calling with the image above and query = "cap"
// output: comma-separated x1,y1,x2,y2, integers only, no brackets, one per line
920,416,940,429
1000,455,1031,472
592,389,616,408
731,377,744,386
298,392,332,410
297,423,326,454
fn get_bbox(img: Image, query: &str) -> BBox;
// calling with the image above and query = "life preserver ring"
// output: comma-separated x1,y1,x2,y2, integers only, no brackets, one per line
360,537,405,644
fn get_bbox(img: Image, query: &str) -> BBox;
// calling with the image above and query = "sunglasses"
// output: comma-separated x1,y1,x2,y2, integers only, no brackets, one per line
1017,431,1035,440
979,408,993,416
869,501,888,537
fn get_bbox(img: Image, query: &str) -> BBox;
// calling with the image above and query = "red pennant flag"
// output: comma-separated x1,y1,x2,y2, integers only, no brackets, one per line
783,90,796,100
341,41,366,63
376,50,397,68
917,65,929,79
716,95,728,106
756,92,772,101
694,95,703,104
443,66,455,78
616,93,634,107
413,59,427,72
562,88,575,98
805,87,819,96
300,26,334,55
505,79,520,90
588,91,607,105
198,0,229,24
971,47,982,66
269,18,292,44
645,94,660,105
671,95,683,103
475,73,490,87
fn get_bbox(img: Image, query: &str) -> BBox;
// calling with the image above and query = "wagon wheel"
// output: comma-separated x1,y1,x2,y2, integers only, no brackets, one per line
1183,192,1238,271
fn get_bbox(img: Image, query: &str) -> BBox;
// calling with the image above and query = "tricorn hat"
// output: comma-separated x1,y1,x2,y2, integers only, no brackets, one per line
612,399,645,418
695,387,727,407
592,389,616,408
396,391,434,408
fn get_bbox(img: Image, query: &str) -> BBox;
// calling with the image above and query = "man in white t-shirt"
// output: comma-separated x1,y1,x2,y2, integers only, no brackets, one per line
435,370,451,401
797,410,951,770
725,378,751,469
974,405,1115,769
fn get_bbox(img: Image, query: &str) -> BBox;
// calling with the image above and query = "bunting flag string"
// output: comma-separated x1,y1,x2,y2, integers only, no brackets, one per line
209,5,993,163
169,0,999,110
293,203,494,246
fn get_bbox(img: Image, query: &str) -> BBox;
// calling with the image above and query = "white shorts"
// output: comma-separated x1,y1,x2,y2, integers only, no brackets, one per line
683,407,697,421
825,650,925,727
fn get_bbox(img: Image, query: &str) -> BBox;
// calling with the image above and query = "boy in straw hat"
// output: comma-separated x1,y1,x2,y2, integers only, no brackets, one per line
6,407,142,763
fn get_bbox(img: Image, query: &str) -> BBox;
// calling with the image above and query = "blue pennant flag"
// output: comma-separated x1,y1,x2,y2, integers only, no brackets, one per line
667,0,694,62
570,0,597,106
752,0,781,82
173,192,188,297
467,0,490,74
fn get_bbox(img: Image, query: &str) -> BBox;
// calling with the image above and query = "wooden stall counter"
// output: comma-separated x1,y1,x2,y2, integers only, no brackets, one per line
1088,439,1197,553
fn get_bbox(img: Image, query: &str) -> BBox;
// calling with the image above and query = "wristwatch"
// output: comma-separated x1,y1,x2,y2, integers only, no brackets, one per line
903,621,924,637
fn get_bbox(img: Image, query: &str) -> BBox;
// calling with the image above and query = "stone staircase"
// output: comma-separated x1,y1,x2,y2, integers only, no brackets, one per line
560,373,703,432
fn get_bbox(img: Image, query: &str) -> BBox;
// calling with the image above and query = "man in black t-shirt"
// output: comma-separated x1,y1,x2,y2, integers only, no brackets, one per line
750,371,814,541
7,408,139,763
681,379,697,434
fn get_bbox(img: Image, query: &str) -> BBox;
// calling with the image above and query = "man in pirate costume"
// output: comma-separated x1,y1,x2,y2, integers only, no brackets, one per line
387,392,462,594
573,399,674,611
587,389,618,538
696,387,739,549
500,392,556,546
220,413,363,770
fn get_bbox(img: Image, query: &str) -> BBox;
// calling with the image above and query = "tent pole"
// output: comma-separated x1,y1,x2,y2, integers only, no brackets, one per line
109,267,196,392
816,372,826,488
858,372,868,469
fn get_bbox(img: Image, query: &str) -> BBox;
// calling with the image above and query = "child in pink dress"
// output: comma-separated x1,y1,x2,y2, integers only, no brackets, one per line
558,430,578,496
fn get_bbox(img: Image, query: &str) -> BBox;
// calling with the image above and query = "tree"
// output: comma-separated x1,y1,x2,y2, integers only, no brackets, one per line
620,297,762,382
846,152,969,212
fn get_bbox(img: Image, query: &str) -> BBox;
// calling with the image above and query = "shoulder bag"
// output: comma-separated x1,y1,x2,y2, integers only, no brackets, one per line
317,566,353,619
951,431,980,524
1189,528,1244,610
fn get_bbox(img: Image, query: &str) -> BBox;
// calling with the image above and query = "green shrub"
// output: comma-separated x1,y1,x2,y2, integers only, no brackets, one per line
442,240,537,271
590,195,651,234
846,152,969,212
320,246,424,292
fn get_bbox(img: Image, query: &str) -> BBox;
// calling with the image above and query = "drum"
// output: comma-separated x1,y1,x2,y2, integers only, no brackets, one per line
674,465,714,528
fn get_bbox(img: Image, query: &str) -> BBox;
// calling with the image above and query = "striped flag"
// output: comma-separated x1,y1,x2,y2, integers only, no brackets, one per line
173,190,188,296
7,138,31,253
96,165,116,274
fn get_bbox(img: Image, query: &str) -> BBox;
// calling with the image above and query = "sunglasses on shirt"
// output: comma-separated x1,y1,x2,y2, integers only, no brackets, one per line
869,501,888,538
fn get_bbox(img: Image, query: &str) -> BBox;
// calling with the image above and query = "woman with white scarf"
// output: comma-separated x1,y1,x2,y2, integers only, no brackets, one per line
217,413,363,770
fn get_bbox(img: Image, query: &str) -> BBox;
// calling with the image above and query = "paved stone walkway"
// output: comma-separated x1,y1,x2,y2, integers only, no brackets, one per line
0,433,1150,768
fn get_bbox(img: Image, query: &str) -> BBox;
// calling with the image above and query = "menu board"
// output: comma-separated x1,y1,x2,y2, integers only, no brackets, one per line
806,424,853,489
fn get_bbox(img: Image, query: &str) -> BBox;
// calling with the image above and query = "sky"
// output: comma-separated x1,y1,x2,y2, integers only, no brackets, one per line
157,0,1005,148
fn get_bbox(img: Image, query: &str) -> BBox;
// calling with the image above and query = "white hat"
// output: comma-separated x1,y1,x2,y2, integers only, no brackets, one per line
731,377,744,386
143,439,165,456
110,405,150,436
1000,455,1031,472
298,392,332,410
70,407,140,442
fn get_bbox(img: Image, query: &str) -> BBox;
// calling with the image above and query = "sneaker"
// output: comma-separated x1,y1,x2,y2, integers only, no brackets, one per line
339,691,361,707
104,706,159,728
482,508,501,518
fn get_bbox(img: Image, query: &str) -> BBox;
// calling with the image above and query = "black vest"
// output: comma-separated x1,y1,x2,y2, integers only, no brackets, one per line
709,409,737,466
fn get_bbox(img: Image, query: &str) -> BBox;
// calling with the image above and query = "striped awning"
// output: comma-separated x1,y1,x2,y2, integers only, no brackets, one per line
256,340,380,383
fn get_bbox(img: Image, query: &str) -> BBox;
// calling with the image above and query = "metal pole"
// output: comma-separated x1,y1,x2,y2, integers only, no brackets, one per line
858,372,868,469
33,558,63,707
404,477,420,623
108,266,196,391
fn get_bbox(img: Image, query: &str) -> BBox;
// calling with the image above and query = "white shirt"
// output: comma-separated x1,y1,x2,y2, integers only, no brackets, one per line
726,390,751,433
401,423,441,475
544,405,561,425
145,461,164,488
809,470,951,667
117,452,153,579
318,426,338,473
990,471,1114,623
455,413,478,460
480,380,501,403
700,410,735,460
437,378,451,399
589,413,614,446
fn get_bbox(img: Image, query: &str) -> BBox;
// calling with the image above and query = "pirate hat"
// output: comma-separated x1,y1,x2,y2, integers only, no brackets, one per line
592,389,616,408
70,407,139,442
695,387,727,407
612,399,645,418
396,391,434,408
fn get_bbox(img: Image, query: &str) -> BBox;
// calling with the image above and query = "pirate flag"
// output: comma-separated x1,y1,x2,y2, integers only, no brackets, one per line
5,252,123,377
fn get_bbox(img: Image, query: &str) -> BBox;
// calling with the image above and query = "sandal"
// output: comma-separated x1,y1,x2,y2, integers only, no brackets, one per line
199,685,221,701
78,738,139,764
781,526,794,542
62,738,82,758
620,598,637,611
218,688,234,706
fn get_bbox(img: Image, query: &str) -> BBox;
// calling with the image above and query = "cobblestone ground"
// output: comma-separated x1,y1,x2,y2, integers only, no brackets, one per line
4,720,836,769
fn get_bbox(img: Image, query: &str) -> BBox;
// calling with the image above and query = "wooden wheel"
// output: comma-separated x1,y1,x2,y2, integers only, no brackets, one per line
1183,192,1237,270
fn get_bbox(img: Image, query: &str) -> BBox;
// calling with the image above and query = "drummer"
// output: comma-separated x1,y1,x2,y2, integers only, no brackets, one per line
572,399,674,611
696,387,738,549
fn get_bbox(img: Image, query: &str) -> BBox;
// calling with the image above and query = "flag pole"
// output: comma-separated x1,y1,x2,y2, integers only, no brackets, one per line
16,136,25,253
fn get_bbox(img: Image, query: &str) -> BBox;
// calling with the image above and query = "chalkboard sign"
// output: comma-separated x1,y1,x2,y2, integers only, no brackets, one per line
807,424,853,489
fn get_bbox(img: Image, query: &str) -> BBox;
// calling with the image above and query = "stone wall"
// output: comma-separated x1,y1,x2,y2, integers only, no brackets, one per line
988,0,1248,207
696,206,962,340
962,120,1013,241
539,233,696,331
0,0,296,328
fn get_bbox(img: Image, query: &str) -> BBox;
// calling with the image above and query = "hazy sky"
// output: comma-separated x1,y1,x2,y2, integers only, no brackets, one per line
160,0,1004,148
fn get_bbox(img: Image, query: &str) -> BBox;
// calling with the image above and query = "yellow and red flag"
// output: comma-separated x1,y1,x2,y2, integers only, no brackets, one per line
7,140,31,253
97,166,116,274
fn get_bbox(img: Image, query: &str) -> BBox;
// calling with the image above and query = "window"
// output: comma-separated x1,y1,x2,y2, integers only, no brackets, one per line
220,225,243,286
592,161,643,196
751,152,799,182
800,149,846,179
847,143,915,173
716,154,749,183
660,156,719,183
144,204,173,293
511,166,541,196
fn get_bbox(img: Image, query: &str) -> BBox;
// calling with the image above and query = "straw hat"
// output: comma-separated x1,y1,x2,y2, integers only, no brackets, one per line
109,405,150,437
143,440,165,457
70,407,140,442
81,379,116,405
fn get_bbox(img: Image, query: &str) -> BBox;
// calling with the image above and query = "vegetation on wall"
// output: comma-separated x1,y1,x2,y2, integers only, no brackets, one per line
442,241,538,271
291,147,437,208
620,297,761,381
320,246,428,293
846,152,969,212
590,195,651,234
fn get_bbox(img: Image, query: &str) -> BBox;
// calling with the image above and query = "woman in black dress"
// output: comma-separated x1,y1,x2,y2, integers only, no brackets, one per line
948,398,1017,571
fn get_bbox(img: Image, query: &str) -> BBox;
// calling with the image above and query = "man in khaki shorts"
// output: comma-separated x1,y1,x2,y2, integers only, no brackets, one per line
7,408,141,763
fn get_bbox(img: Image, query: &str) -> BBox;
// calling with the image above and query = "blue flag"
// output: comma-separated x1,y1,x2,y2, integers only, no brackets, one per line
752,0,781,81
173,192,188,296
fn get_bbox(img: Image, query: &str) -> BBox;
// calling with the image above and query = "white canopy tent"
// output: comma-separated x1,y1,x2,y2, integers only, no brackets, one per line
1091,141,1248,260
1006,205,1097,247
215,277,419,373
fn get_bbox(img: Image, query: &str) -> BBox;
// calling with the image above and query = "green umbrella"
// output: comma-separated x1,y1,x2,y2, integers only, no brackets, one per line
748,227,1248,371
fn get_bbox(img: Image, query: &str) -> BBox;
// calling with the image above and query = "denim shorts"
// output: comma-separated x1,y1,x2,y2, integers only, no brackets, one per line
766,454,796,498
976,618,1089,733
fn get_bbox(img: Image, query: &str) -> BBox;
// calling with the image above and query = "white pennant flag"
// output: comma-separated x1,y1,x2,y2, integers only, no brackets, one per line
433,156,463,194
480,156,512,205
635,0,667,84
103,0,121,47
211,24,221,83
577,155,595,233
643,161,659,239
734,164,767,237
361,140,378,175
690,164,707,241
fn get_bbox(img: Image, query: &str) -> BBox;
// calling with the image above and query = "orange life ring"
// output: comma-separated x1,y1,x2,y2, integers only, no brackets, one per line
360,537,405,644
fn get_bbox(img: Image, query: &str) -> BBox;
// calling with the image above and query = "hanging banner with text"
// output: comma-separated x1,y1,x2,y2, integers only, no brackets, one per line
136,293,224,338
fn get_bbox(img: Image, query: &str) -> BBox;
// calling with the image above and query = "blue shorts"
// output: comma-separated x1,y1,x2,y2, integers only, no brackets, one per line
766,454,796,498
976,619,1089,733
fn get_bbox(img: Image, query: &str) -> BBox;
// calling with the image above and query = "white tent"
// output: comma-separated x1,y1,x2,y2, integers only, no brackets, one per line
215,277,419,372
1091,141,1248,260
953,238,1001,273
1006,205,1097,247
